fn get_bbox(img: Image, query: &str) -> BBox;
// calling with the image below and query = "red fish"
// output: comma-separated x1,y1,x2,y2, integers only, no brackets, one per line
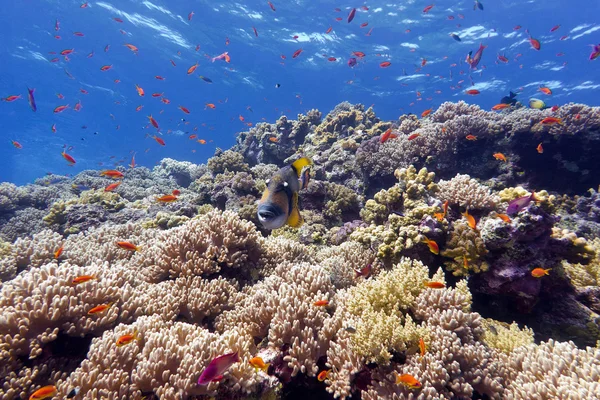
348,8,356,22
424,281,445,289
51,124,57,133
179,106,191,114
268,1,276,11
188,11,194,20
100,65,112,71
148,115,159,130
466,89,480,95
529,37,541,50
104,44,110,52
73,31,84,37
380,61,391,68
407,133,420,140
253,26,259,37
29,385,58,400
292,48,303,58
11,140,23,149
380,128,397,143
360,22,368,28
187,62,198,74
550,24,560,32
61,151,76,164
423,4,434,13
326,26,333,34
113,17,123,23
313,299,329,307
60,49,74,56
152,135,165,146
117,241,139,251
54,105,69,113
536,143,543,154
197,352,241,385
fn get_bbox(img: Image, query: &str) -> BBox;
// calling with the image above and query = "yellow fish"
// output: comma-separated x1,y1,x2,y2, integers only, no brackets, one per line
257,157,312,230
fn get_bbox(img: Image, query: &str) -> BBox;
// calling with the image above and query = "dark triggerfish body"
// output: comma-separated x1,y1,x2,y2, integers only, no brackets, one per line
257,157,312,230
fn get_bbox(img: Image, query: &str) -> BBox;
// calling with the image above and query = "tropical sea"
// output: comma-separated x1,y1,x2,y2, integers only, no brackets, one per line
1,0,599,184
2,1,600,400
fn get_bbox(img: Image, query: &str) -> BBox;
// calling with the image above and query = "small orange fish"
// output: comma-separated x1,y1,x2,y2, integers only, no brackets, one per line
148,115,159,130
54,104,69,113
268,137,279,143
465,89,480,95
424,281,445,289
54,246,63,259
464,254,469,270
72,275,96,285
531,268,551,278
462,210,476,229
135,84,144,96
88,303,113,315
422,237,439,255
407,133,420,141
442,200,449,217
61,151,76,164
124,43,138,52
418,338,426,356
100,64,112,71
433,212,445,222
540,117,563,125
396,373,422,390
536,143,543,153
249,356,269,371
100,170,124,178
197,139,207,144
116,331,139,347
493,153,507,162
497,214,511,223
317,370,331,382
465,134,477,140
179,106,191,114
3,95,22,102
105,181,122,192
187,62,199,75
380,128,398,143
156,194,178,202
421,108,432,118
116,241,140,251
29,385,58,400
313,299,329,307
538,87,552,95
380,61,392,68
205,103,216,109
491,103,511,111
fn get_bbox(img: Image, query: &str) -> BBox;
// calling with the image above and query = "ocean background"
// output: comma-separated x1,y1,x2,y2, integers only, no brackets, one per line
1,0,599,185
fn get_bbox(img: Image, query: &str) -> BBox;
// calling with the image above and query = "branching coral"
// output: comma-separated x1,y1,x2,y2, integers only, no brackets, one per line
437,174,499,210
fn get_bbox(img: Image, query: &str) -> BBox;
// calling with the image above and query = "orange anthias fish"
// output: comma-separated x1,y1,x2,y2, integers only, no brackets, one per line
2,95,21,102
531,267,551,278
135,84,145,96
536,143,544,153
396,373,422,390
539,87,552,95
105,181,122,192
465,134,477,140
354,264,371,279
72,275,96,285
421,108,432,118
61,151,76,164
419,338,426,356
187,62,199,75
156,194,178,202
313,299,329,307
496,213,512,223
317,370,331,382
424,281,445,289
116,241,140,251
100,170,124,178
205,103,216,109
148,115,159,130
11,140,23,149
493,153,507,162
249,356,269,371
124,43,138,52
54,246,64,259
422,237,439,255
491,103,511,110
466,89,480,95
29,385,58,400
54,104,69,113
407,133,420,141
540,117,563,125
380,128,398,143
179,106,191,114
116,331,139,347
462,210,477,229
88,303,113,315
153,135,166,146
379,61,392,68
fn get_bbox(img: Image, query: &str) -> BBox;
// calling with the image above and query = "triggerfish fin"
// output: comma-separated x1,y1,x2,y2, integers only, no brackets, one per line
257,157,312,230
197,351,240,385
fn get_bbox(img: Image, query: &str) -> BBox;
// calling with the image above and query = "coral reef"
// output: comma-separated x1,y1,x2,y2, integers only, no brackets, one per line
1,101,600,399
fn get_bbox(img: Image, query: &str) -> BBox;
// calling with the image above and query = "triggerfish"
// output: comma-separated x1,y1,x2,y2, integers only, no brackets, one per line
257,157,312,230
197,351,240,385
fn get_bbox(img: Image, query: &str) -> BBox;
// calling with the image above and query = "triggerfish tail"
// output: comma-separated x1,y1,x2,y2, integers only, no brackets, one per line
257,157,313,230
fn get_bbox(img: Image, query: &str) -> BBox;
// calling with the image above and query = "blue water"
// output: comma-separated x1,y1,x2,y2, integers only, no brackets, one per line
1,0,599,185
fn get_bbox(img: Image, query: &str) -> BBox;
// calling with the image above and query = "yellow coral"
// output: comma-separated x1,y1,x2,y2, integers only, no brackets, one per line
440,220,489,276
482,319,534,354
562,238,600,288
346,258,430,363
